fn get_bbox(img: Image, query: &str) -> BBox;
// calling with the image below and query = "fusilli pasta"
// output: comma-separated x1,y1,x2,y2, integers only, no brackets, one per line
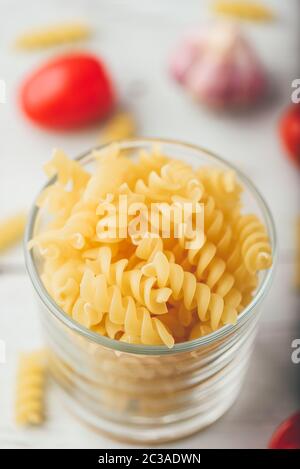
15,350,47,425
29,145,273,347
99,112,136,143
15,22,91,50
0,212,26,252
212,1,274,21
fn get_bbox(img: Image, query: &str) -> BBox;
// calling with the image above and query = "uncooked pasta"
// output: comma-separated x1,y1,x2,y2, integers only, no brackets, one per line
29,145,273,348
15,350,46,425
213,1,274,21
0,212,26,252
15,22,91,50
99,112,136,143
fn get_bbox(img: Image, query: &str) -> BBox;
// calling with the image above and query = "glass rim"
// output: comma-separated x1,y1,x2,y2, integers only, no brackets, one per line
24,138,277,356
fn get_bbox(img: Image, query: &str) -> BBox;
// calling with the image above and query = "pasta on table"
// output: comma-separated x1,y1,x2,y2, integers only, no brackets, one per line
29,145,273,348
0,212,26,252
15,350,47,425
99,111,136,143
15,22,91,50
212,1,274,21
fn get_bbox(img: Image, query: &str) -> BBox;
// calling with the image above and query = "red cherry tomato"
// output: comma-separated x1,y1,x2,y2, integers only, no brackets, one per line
20,53,116,129
269,412,300,449
279,104,300,168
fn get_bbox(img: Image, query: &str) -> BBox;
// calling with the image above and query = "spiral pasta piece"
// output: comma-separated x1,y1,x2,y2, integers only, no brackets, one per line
178,233,238,302
15,351,47,425
0,212,26,252
135,160,203,203
181,191,270,296
36,183,80,229
93,246,172,314
201,193,234,255
175,193,233,267
137,148,170,178
83,146,137,203
212,1,274,22
42,259,83,314
232,214,272,273
142,251,232,330
197,167,242,216
59,206,98,249
100,112,136,143
135,236,164,260
44,149,90,191
218,237,257,293
15,22,91,50
121,306,174,348
74,269,174,347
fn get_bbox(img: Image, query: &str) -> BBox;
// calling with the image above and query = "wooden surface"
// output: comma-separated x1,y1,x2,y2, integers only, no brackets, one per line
0,0,299,449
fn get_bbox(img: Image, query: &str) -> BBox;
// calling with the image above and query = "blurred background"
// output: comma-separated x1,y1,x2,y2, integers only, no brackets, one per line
0,0,299,449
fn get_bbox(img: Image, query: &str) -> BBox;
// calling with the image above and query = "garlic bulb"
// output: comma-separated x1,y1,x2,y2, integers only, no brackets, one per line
169,23,267,108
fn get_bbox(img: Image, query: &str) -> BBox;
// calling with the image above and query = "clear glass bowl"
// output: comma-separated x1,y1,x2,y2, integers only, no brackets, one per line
24,139,276,444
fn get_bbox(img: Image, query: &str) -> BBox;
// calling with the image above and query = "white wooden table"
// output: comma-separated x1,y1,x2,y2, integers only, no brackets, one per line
0,0,299,449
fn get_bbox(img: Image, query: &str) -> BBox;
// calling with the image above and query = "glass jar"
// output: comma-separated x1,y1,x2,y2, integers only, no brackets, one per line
24,139,276,444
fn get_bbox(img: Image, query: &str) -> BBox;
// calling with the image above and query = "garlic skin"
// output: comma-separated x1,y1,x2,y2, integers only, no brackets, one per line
169,23,267,108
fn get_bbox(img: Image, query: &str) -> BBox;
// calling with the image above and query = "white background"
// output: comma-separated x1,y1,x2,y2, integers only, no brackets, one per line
0,0,299,449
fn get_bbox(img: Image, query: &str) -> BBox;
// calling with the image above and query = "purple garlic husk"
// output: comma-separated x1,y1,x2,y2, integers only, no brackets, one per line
169,22,267,108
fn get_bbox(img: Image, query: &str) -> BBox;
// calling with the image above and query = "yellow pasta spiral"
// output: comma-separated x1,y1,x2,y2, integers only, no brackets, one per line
100,112,136,143
197,175,272,276
135,160,203,203
74,267,174,347
0,212,26,252
182,191,270,295
44,149,90,191
142,251,233,330
107,299,174,347
15,351,46,425
85,246,172,315
213,1,274,22
201,193,234,255
174,193,233,266
134,236,164,261
43,259,82,314
15,22,91,50
120,305,175,348
59,205,98,249
83,146,137,203
176,232,240,314
36,183,80,228
137,148,169,178
198,167,242,217
232,214,272,273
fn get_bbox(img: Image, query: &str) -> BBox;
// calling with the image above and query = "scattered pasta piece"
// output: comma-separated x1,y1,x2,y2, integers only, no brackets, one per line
213,1,274,21
15,22,91,50
295,217,300,289
0,212,27,252
99,112,136,144
29,147,273,347
15,350,47,425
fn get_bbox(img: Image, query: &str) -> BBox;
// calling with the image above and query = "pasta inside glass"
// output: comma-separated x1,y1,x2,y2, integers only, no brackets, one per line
24,139,276,443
